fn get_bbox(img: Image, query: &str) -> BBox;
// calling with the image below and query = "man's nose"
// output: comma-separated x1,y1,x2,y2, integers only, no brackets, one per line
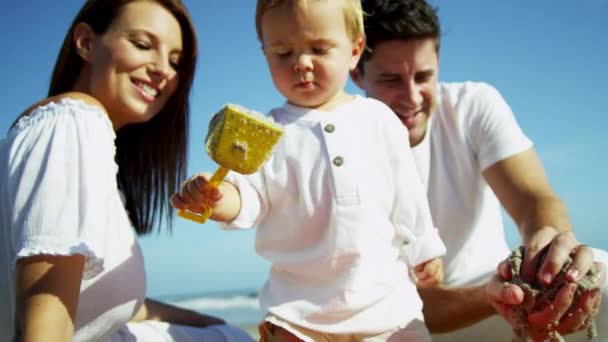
399,82,423,110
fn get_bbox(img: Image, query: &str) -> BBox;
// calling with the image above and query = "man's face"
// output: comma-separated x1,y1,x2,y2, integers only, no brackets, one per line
351,38,439,147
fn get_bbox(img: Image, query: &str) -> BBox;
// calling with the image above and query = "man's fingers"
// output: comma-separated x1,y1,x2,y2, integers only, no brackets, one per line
564,245,595,282
521,244,547,283
521,227,557,283
527,283,576,329
497,260,513,280
537,232,583,284
555,289,601,335
486,276,520,326
493,302,517,326
486,274,524,305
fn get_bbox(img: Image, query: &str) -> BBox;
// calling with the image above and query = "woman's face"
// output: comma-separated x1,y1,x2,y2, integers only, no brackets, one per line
81,1,183,129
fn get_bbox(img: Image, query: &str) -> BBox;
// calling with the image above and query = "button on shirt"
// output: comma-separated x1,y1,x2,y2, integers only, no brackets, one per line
224,96,446,334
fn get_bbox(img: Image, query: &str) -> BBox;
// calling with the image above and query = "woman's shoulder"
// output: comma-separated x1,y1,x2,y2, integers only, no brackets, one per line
21,92,106,117
11,92,110,132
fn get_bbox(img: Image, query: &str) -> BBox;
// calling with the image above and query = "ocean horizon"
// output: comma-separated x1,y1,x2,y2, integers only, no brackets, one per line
157,288,264,328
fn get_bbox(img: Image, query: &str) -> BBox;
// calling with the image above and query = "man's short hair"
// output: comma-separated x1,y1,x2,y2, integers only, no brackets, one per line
358,0,441,70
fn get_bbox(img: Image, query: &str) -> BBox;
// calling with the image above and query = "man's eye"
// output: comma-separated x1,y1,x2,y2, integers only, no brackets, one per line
415,72,434,83
312,47,328,55
276,51,291,58
378,78,399,84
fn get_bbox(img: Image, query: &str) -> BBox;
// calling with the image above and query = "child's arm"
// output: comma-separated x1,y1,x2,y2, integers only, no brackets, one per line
414,257,444,288
170,172,241,222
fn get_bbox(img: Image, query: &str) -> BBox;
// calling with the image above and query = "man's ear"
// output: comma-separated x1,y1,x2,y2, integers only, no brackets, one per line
73,23,95,62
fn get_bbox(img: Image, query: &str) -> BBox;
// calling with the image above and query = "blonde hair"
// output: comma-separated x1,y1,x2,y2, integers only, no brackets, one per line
255,0,364,43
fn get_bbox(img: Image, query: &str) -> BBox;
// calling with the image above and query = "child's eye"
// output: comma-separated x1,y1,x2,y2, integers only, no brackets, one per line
276,51,292,58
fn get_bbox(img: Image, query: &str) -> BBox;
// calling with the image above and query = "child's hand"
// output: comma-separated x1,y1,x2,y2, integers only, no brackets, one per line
414,257,444,288
169,172,223,213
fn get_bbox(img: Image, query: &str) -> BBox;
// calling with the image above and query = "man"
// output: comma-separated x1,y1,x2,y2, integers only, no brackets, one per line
350,0,607,340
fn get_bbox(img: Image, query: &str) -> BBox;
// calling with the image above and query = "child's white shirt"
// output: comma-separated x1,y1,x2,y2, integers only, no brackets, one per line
224,95,446,334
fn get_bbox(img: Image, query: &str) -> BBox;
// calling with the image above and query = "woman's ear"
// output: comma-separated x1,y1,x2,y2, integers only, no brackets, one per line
73,23,95,61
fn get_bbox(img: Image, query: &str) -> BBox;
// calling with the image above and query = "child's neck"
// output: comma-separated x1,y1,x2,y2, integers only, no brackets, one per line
291,91,354,112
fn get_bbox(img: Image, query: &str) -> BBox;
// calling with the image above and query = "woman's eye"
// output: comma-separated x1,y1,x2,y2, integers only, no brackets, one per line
131,40,150,50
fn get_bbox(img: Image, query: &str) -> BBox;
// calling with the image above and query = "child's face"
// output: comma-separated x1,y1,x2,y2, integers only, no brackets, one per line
261,1,363,111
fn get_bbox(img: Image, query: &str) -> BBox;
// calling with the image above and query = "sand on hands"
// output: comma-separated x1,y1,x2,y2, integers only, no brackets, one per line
507,246,600,341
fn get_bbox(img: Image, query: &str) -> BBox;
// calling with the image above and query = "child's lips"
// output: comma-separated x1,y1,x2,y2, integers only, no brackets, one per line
295,81,314,89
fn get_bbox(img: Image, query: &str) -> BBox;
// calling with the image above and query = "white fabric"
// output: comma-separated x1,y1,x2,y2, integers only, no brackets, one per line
0,98,253,342
412,81,533,287
0,98,145,342
112,321,255,342
224,95,446,335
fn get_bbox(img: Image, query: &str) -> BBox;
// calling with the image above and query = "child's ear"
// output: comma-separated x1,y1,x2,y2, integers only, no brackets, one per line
73,22,95,62
350,36,365,70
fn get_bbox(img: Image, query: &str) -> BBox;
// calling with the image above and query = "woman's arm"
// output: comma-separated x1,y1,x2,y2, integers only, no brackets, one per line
16,254,85,342
130,297,225,327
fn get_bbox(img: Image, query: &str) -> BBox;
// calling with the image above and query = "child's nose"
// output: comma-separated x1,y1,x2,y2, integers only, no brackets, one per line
294,54,313,72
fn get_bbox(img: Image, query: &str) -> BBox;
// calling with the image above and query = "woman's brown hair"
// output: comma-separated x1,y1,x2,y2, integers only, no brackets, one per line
49,0,198,235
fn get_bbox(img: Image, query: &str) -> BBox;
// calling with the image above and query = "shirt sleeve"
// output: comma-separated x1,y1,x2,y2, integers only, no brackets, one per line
222,169,268,229
465,83,533,171
382,107,446,268
7,100,116,279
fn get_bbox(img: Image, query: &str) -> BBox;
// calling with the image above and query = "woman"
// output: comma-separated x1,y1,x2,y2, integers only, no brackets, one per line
0,0,253,341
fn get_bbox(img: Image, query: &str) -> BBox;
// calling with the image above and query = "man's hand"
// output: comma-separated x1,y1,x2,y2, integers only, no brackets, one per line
520,227,595,286
487,256,605,340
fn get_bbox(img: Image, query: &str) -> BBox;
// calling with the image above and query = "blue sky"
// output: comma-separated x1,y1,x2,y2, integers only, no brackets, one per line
1,1,606,297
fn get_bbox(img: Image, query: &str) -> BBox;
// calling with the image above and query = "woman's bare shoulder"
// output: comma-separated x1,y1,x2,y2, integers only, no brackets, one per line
13,92,107,126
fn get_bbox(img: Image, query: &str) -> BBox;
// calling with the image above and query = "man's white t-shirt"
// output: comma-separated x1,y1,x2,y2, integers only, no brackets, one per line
413,81,533,286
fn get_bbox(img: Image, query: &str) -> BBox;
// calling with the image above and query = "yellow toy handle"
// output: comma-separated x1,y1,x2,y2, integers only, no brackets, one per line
178,166,229,223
